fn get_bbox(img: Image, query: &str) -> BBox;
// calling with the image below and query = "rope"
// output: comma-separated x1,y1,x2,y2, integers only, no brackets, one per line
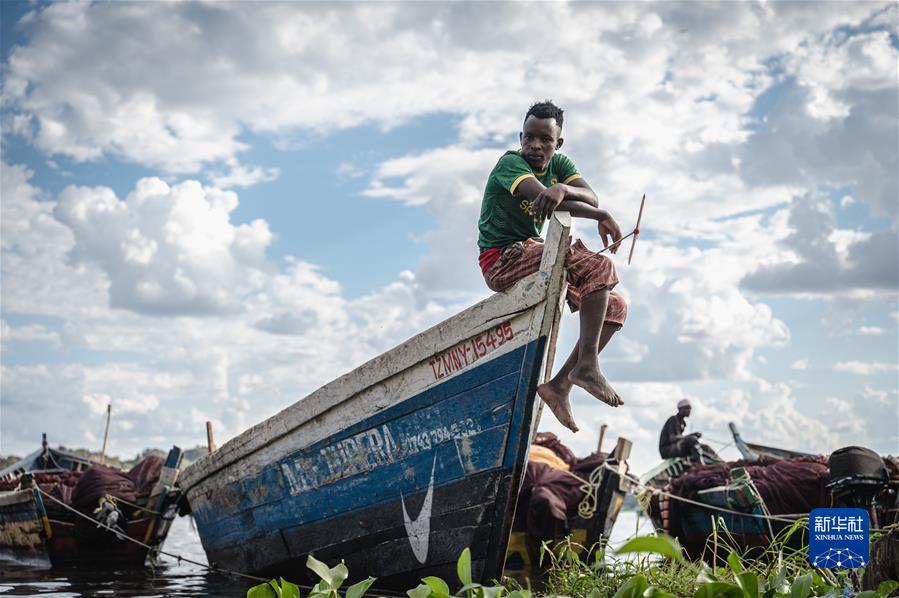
106,493,164,516
611,463,892,533
576,464,606,519
35,487,268,583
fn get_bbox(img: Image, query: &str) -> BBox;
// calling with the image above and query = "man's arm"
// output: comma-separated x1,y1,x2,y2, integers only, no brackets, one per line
517,177,622,253
518,177,598,220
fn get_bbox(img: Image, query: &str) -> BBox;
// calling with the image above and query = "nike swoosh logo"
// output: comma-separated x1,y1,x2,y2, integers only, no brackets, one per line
401,456,436,564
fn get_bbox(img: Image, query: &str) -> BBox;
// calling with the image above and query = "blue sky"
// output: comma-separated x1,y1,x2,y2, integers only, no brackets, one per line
1,1,896,472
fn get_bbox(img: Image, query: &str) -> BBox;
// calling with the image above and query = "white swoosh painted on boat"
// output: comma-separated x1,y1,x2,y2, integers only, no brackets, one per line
401,456,436,564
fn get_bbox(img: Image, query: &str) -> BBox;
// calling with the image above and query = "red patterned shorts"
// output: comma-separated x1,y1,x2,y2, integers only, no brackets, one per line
482,238,627,325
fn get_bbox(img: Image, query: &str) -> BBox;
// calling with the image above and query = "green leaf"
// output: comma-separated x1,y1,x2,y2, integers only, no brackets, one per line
422,576,451,598
644,588,677,598
616,535,683,561
307,555,335,586
328,562,349,590
407,584,432,598
613,574,649,598
727,551,744,576
457,548,473,586
735,572,758,598
248,582,278,598
346,577,376,598
856,592,879,598
692,582,744,598
269,580,285,598
481,587,505,598
280,578,301,598
877,581,899,597
770,568,789,595
458,582,484,597
789,574,811,598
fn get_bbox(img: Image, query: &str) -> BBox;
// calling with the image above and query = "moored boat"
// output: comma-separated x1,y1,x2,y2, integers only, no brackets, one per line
179,213,588,589
639,423,898,561
0,436,184,567
505,432,634,582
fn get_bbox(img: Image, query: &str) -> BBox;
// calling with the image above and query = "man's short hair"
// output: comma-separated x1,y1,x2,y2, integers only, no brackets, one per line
525,100,564,129
677,399,691,409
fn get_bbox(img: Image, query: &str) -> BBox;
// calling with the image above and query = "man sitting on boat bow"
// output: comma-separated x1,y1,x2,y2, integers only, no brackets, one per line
477,100,628,433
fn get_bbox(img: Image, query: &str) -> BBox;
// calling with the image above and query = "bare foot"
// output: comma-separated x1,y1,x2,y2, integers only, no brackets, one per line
537,382,579,433
568,366,623,407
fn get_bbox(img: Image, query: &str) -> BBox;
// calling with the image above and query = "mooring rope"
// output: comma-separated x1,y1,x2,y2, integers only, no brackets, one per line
35,487,269,583
594,462,891,533
103,493,164,516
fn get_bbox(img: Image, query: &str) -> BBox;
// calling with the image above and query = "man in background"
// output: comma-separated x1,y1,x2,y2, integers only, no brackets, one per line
659,399,703,460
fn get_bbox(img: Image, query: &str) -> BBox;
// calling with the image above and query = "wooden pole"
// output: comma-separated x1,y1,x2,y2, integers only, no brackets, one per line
100,404,111,465
597,423,608,453
206,421,217,453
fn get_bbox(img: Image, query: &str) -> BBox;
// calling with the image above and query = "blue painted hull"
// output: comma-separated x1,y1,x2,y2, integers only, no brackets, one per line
192,339,547,588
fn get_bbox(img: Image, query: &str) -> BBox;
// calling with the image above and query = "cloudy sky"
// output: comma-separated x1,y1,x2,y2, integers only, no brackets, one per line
1,1,896,474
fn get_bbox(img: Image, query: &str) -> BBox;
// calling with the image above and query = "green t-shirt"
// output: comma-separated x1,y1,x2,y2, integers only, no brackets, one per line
477,150,581,248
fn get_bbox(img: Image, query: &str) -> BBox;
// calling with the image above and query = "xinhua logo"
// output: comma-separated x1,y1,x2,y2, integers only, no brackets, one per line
808,508,869,568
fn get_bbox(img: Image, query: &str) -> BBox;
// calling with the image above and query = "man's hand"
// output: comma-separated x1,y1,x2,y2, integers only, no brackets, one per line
531,184,567,222
597,211,622,254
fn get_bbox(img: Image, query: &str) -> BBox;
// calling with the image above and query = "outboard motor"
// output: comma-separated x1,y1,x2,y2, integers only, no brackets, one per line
827,446,888,527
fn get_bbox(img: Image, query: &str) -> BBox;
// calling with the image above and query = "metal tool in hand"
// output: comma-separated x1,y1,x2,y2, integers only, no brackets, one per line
566,193,646,269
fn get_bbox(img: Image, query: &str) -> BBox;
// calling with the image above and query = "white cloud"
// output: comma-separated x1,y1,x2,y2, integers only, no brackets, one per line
863,385,893,404
208,161,280,189
53,177,273,316
742,193,898,296
0,165,464,455
834,361,898,375
0,320,61,349
3,1,890,204
858,326,885,336
538,376,877,475
792,359,809,370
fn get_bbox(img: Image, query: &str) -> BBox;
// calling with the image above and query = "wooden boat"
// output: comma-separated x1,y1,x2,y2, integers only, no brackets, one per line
639,424,898,561
0,436,184,567
505,435,634,582
180,213,600,589
728,423,815,461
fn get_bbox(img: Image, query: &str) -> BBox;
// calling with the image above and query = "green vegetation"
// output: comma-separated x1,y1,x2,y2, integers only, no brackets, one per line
246,523,897,598
540,519,897,597
247,549,527,598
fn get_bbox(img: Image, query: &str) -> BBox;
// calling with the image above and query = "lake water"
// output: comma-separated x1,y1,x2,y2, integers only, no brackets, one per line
0,510,655,596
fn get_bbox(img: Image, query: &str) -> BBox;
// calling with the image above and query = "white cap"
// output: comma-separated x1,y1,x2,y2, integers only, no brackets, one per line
677,399,691,409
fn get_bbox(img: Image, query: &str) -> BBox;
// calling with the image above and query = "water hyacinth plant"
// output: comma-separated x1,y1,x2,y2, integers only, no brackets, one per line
248,527,897,598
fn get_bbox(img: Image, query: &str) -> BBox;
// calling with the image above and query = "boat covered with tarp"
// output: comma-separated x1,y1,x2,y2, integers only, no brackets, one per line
0,435,184,567
639,423,899,567
505,431,633,581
